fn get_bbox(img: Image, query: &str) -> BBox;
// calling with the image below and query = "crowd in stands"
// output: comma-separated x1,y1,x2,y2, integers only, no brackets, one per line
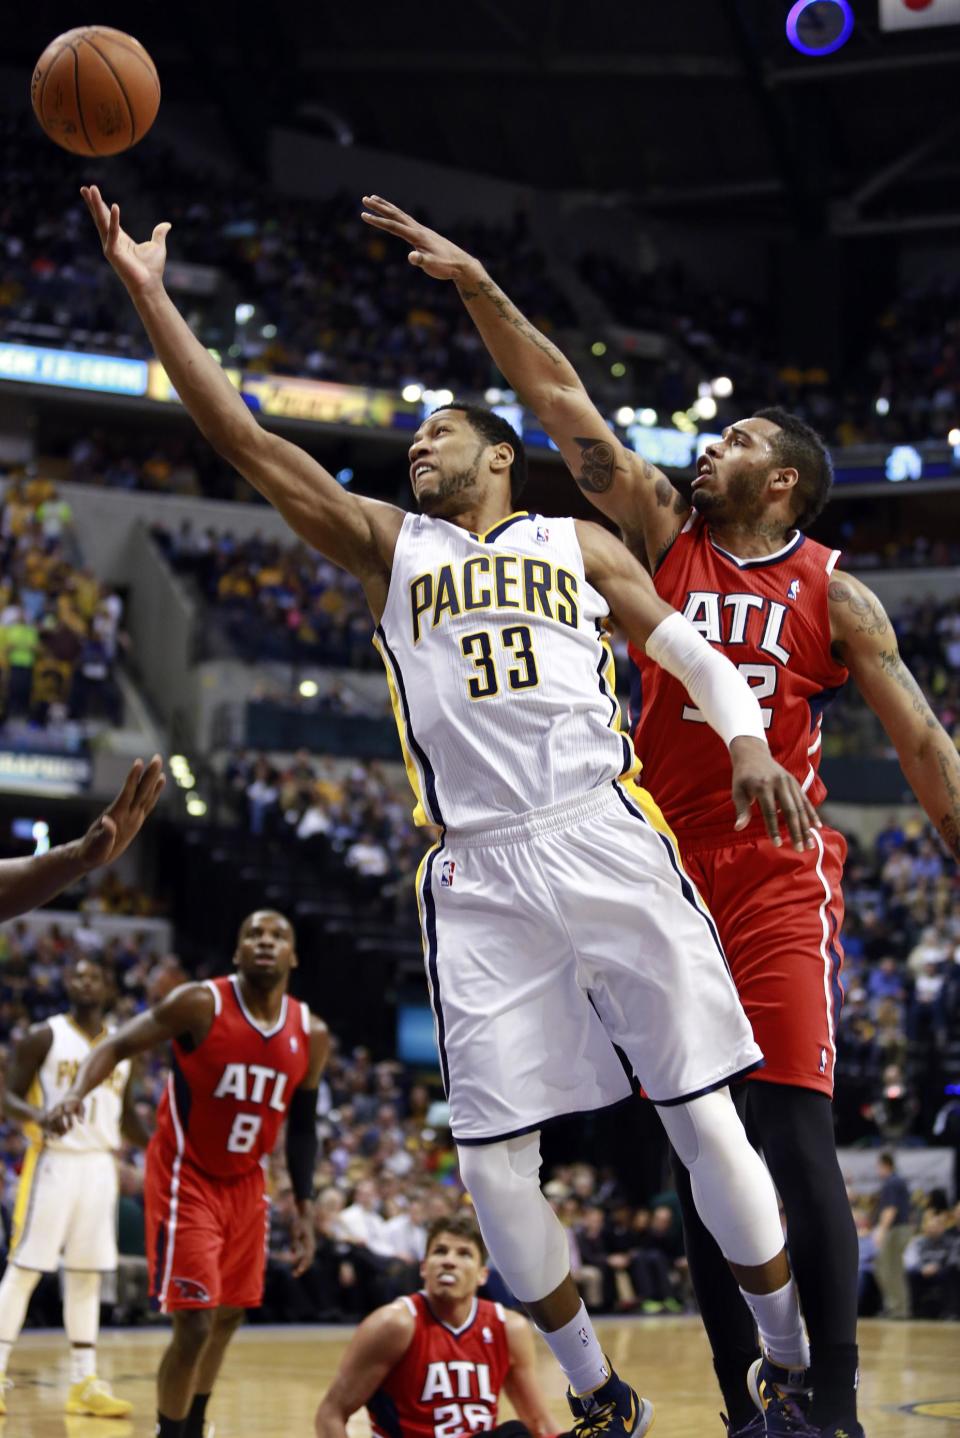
0,477,124,729
2,107,957,455
152,520,377,668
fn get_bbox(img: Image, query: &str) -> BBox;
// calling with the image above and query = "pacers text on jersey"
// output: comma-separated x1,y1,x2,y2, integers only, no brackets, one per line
409,553,580,644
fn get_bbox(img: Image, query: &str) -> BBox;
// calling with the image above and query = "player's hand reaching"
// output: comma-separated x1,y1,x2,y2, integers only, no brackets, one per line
76,756,166,873
729,737,821,852
361,196,479,284
290,1209,317,1278
81,184,172,294
45,1096,85,1136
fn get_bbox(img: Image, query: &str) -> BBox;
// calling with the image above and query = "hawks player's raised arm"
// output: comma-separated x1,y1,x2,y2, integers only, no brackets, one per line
360,195,689,567
46,982,215,1135
314,1301,416,1438
576,519,819,850
502,1311,556,1438
829,571,960,861
81,185,403,620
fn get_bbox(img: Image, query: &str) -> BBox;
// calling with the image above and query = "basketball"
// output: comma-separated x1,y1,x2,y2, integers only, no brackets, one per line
31,26,160,156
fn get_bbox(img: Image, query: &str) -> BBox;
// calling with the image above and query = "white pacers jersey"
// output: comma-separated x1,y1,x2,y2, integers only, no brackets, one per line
375,511,639,830
29,1013,130,1153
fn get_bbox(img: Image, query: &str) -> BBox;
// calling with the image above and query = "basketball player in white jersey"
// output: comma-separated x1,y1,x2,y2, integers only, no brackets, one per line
0,953,148,1417
80,182,821,1438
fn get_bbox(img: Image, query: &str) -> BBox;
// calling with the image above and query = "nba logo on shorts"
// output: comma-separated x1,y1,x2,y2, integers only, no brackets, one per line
819,1047,828,1074
440,860,456,888
536,525,550,544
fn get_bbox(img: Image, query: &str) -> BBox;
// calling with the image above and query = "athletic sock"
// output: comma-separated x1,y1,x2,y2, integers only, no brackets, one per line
537,1301,609,1395
738,1277,810,1373
809,1342,859,1427
70,1346,96,1384
157,1415,184,1438
0,1340,12,1377
183,1391,211,1438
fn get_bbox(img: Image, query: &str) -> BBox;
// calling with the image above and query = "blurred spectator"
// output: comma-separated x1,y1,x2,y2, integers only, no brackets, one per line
873,1152,914,1319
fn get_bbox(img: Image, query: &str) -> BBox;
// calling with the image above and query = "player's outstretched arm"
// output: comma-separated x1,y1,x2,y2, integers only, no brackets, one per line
830,572,960,861
314,1302,415,1438
503,1312,557,1438
577,519,820,850
0,755,164,923
46,982,215,1135
2,1024,54,1130
286,1016,331,1276
81,186,402,611
361,195,688,567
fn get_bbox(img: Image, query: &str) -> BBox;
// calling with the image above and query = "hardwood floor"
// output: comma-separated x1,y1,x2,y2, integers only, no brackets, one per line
2,1316,957,1436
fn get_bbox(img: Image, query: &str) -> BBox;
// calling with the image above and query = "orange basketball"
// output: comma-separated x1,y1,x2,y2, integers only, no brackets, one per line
31,26,160,156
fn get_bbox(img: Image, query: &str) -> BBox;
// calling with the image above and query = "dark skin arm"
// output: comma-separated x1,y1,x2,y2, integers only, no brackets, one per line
46,983,215,1134
0,756,165,923
360,195,689,568
120,1062,152,1148
830,572,960,861
577,519,819,848
2,1023,54,1130
288,1015,331,1279
82,185,402,622
314,1302,415,1438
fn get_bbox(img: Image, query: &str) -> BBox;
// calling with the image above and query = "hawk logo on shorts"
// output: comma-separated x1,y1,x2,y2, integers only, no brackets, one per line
787,578,801,601
172,1277,212,1303
440,860,456,888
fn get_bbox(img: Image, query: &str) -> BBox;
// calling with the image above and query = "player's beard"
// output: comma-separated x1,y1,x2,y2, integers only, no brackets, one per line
692,467,766,526
416,448,483,515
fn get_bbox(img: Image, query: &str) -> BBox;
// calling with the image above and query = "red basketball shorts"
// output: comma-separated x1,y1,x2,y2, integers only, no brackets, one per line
680,825,847,1097
145,1141,269,1311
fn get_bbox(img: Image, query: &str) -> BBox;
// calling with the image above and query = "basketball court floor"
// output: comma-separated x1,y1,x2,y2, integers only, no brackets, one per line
3,1317,957,1436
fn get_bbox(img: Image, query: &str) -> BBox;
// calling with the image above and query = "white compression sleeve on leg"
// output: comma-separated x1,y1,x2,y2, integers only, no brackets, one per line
644,612,767,747
63,1271,101,1347
457,1133,570,1303
656,1089,785,1267
0,1265,40,1345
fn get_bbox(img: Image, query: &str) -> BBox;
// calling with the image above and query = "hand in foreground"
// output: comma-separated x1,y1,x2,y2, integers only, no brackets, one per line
361,195,478,283
45,1096,85,1136
81,183,171,293
289,1210,317,1278
76,756,166,873
729,737,821,852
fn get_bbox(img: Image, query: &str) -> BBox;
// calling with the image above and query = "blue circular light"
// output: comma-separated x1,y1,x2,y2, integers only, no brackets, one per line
786,0,854,56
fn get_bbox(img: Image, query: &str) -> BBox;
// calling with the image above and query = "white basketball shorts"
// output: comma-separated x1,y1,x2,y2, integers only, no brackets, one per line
417,780,763,1144
10,1148,119,1272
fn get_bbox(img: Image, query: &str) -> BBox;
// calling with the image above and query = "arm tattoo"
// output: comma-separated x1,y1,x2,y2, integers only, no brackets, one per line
828,580,889,636
935,748,960,859
877,649,938,730
455,277,564,368
573,436,618,493
654,476,689,515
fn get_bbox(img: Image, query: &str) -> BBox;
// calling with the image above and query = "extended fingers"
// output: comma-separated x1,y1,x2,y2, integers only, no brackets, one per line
80,184,110,242
754,782,782,846
776,776,807,851
132,754,164,811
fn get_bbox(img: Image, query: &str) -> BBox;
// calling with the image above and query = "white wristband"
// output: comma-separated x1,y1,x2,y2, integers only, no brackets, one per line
645,611,768,749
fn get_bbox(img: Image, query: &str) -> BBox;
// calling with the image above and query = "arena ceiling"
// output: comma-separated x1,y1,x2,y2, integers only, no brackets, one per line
17,0,960,237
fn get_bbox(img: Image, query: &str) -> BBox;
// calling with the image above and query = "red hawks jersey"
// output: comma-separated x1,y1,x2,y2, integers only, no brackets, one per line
152,976,311,1180
368,1292,511,1438
629,515,849,841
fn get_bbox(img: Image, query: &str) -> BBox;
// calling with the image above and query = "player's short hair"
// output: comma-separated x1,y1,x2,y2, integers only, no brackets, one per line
753,407,833,530
424,1211,486,1261
237,909,294,943
430,405,528,505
